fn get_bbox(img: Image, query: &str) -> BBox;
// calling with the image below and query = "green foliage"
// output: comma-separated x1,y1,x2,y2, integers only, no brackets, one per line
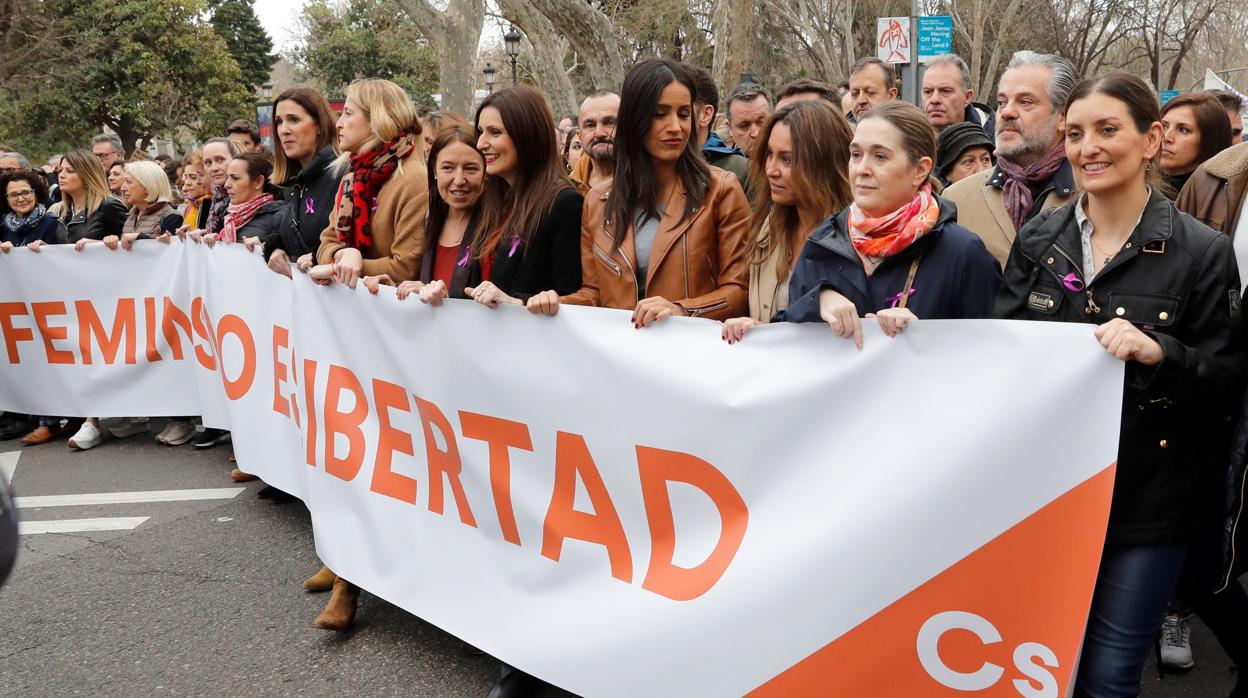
292,0,439,107
0,0,255,157
208,0,276,87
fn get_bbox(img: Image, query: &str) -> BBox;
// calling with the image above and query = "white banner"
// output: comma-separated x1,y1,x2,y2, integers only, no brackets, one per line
0,241,1123,696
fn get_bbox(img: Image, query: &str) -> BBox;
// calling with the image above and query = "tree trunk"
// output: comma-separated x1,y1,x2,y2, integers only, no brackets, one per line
498,0,578,118
712,0,753,91
397,0,485,116
524,0,624,91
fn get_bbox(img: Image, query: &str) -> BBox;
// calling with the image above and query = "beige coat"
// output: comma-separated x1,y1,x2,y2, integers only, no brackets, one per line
942,166,1075,267
746,217,792,323
317,151,429,283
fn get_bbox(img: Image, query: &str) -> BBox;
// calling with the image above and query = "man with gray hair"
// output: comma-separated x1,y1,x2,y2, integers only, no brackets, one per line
943,50,1078,266
0,151,30,173
90,134,125,169
921,54,995,138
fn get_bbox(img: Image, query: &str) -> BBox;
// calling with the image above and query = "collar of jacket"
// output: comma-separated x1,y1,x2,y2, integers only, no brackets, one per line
703,132,743,157
1202,140,1248,181
290,145,337,187
808,196,958,263
985,157,1076,198
1017,187,1175,266
964,102,993,126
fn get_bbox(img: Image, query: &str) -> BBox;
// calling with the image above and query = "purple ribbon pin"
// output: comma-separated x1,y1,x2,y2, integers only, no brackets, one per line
888,288,917,308
1062,273,1085,292
305,197,315,215
508,237,521,257
457,248,469,267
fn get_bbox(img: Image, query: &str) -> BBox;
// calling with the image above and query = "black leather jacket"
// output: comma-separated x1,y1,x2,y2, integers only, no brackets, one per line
996,189,1247,545
267,145,342,262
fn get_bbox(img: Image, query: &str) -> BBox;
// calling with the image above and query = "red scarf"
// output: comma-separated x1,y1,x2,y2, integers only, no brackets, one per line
847,184,940,275
335,132,420,249
220,193,274,243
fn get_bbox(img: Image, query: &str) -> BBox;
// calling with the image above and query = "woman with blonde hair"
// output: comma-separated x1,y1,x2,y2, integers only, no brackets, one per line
309,78,428,633
51,149,127,244
738,99,853,324
312,78,428,288
114,160,182,248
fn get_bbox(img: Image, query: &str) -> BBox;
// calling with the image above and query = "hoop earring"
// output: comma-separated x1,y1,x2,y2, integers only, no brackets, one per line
1146,160,1155,171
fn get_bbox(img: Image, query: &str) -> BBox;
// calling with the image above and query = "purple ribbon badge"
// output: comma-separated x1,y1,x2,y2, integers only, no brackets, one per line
370,196,380,213
1062,273,1085,293
305,197,315,215
508,237,521,258
888,288,916,308
457,248,470,267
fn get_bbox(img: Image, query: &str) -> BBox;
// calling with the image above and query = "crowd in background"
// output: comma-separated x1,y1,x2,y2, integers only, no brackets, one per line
3,49,1248,698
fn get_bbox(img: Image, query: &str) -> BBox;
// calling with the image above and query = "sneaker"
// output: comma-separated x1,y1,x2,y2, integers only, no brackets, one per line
162,421,197,446
193,428,231,449
154,422,177,444
109,417,150,439
1159,613,1194,671
68,422,103,451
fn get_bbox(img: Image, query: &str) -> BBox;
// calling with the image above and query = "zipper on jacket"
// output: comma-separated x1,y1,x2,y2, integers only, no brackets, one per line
593,247,622,277
1052,243,1101,314
686,300,728,317
617,248,639,303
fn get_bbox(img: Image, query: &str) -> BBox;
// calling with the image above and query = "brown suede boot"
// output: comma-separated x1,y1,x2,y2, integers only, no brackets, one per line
303,565,337,592
314,578,359,631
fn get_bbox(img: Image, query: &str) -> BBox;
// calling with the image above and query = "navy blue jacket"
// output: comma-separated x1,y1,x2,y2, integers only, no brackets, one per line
2,213,68,247
776,198,1002,323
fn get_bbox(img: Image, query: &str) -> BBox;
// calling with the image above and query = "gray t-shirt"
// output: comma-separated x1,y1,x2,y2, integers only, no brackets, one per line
634,207,664,284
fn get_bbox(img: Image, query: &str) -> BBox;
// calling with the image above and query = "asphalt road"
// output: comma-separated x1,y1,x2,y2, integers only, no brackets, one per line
0,421,1239,696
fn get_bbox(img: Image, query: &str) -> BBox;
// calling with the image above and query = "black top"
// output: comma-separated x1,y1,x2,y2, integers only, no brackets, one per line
237,200,285,243
61,196,128,243
995,190,1247,545
1,213,68,246
267,146,343,262
777,198,1002,323
472,187,584,301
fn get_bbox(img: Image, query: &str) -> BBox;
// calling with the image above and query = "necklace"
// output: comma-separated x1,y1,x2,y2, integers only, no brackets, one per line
1090,236,1123,268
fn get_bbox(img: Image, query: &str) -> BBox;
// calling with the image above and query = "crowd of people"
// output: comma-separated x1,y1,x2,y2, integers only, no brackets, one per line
3,48,1248,698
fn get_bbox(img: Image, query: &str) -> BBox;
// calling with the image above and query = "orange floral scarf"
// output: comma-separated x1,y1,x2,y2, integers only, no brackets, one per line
847,184,940,275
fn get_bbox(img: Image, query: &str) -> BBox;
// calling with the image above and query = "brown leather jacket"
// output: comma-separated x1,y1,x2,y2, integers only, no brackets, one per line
562,168,750,319
1176,141,1248,236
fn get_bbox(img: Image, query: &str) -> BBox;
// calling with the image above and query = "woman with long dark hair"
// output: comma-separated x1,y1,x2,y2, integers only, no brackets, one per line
1159,92,1233,199
996,72,1247,696
365,124,493,303
266,87,342,278
734,99,853,324
528,58,749,324
418,84,583,310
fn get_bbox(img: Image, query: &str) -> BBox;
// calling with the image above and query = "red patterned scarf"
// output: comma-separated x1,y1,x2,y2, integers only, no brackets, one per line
996,144,1066,233
334,132,420,248
847,183,940,275
220,193,274,243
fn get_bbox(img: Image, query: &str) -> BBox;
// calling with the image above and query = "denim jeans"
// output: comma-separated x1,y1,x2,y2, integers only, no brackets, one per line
1074,544,1188,697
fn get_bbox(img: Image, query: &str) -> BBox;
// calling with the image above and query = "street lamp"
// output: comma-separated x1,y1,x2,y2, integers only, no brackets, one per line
484,63,497,94
504,25,522,86
261,82,274,101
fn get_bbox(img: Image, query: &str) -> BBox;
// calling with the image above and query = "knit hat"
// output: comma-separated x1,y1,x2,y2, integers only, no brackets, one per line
936,122,994,180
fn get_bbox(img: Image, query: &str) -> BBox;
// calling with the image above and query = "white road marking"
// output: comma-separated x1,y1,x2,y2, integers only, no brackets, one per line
0,450,18,482
19,516,149,535
16,487,245,509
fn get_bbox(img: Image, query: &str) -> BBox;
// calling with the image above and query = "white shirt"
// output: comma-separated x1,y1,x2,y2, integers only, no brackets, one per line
1233,195,1248,292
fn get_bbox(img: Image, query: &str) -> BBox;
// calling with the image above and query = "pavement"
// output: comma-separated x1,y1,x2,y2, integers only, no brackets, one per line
0,419,1239,696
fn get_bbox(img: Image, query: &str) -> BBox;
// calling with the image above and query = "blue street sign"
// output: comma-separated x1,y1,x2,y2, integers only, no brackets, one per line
1161,90,1181,105
917,16,954,63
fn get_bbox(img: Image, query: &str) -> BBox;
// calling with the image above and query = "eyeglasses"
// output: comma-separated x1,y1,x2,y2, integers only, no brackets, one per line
6,190,35,200
93,151,114,160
